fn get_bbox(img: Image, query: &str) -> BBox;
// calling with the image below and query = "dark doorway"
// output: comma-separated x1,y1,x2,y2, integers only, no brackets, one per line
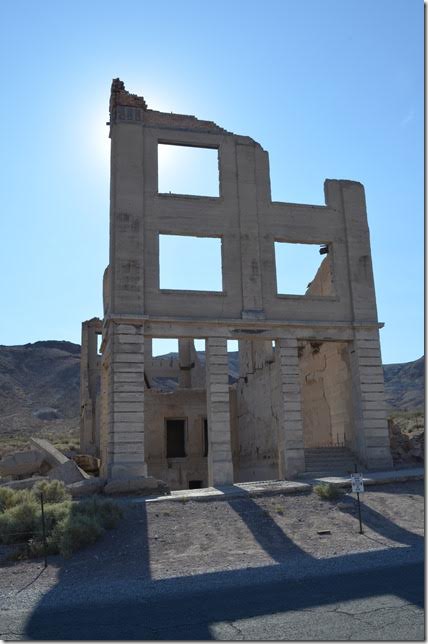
166,419,186,457
189,480,203,489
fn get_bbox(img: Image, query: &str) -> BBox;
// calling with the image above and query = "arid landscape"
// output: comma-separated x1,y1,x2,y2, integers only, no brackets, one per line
0,340,424,464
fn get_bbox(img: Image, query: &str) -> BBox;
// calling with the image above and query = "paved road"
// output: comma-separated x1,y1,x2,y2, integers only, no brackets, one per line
2,555,424,640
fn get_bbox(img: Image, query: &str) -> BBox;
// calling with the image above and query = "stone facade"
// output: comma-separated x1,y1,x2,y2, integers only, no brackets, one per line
80,79,393,489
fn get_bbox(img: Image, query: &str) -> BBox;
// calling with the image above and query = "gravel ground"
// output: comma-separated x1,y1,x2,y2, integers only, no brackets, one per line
0,480,423,640
0,480,423,585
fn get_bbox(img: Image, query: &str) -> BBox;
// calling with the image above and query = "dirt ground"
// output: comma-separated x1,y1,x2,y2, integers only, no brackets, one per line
0,480,423,587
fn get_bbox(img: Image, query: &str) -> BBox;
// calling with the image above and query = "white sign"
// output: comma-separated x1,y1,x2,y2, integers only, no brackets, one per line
351,473,364,493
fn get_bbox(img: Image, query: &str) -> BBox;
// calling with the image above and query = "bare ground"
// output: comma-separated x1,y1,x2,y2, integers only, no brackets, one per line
0,480,423,587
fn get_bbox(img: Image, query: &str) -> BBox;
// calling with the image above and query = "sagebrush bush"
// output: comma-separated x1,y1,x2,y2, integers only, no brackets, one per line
314,482,341,500
32,479,71,504
74,498,122,529
0,487,16,511
58,514,105,558
0,499,40,544
0,484,121,557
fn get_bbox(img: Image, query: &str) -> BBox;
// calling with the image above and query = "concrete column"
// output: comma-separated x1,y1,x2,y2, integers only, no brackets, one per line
206,338,234,486
277,338,305,478
178,339,192,389
107,322,147,479
348,330,393,470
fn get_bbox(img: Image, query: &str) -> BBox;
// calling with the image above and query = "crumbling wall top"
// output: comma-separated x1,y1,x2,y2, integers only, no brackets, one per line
109,78,242,137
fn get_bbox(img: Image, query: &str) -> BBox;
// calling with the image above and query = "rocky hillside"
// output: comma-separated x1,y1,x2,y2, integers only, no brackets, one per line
0,341,423,440
0,341,80,437
383,356,424,411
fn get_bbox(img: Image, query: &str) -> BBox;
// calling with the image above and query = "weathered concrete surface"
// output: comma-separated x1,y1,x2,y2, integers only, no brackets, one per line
30,438,69,467
67,478,107,497
81,79,393,487
0,476,46,490
103,476,169,496
47,460,90,485
0,450,45,478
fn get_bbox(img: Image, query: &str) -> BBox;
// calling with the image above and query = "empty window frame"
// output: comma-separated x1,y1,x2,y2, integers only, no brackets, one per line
159,234,223,292
274,241,333,296
152,338,179,357
166,419,186,458
96,333,102,355
158,143,219,197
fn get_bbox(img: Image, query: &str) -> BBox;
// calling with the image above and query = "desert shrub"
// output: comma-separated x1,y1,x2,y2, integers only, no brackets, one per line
0,499,40,544
57,514,105,558
73,498,122,529
0,487,16,512
0,486,121,557
314,482,341,500
32,479,71,504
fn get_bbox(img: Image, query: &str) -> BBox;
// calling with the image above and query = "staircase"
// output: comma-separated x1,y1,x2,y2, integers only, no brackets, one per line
301,447,361,478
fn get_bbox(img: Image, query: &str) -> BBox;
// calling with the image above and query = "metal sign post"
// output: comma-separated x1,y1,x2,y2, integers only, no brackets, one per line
350,466,364,535
40,492,48,568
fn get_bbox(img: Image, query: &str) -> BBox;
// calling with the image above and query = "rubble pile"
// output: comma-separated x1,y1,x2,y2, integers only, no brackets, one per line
388,417,424,465
0,437,170,498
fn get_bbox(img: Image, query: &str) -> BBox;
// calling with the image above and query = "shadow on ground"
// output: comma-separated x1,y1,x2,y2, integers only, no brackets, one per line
22,484,424,640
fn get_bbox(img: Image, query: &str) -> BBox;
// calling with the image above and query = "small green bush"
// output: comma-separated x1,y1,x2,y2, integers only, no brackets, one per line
74,498,122,529
314,482,341,500
32,480,71,504
0,499,40,543
0,485,121,557
58,514,105,558
0,487,16,512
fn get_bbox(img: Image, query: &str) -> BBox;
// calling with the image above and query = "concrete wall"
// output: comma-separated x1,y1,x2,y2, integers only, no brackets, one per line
145,388,208,489
83,79,393,483
235,340,279,482
80,318,102,456
299,341,355,449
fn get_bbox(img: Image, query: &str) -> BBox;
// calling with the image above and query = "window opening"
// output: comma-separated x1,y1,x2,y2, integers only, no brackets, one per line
166,419,186,458
158,143,219,197
189,480,203,489
152,338,178,356
159,234,223,291
274,241,333,296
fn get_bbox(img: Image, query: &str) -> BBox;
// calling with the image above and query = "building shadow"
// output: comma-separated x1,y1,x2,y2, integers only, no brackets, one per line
22,487,424,640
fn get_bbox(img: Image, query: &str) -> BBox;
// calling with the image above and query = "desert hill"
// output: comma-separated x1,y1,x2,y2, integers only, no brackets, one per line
0,341,424,441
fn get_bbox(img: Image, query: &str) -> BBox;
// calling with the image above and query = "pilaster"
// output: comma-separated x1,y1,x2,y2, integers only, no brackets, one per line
107,322,147,479
277,338,305,478
348,330,393,470
206,337,234,486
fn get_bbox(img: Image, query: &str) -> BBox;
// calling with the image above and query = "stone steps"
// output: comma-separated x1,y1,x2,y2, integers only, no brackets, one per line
303,447,361,476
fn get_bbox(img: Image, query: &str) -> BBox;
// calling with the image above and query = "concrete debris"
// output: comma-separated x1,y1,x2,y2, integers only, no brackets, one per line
0,450,45,478
103,476,170,496
72,454,100,474
0,476,46,490
67,478,107,497
47,459,90,485
30,437,69,467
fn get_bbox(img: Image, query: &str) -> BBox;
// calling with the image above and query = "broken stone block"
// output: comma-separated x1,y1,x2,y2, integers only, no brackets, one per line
67,478,107,497
30,437,68,467
47,460,90,485
0,476,46,490
72,454,100,474
103,476,170,496
0,450,45,478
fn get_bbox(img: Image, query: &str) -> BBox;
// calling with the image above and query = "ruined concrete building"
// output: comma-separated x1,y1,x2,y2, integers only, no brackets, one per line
80,79,393,489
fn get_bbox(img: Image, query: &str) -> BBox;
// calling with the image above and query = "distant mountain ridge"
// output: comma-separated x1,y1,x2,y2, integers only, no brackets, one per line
0,341,423,437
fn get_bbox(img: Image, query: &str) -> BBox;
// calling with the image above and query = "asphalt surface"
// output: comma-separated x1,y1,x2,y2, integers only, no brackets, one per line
1,545,424,640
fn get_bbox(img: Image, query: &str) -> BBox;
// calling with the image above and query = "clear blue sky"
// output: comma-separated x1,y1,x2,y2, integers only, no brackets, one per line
0,0,423,364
